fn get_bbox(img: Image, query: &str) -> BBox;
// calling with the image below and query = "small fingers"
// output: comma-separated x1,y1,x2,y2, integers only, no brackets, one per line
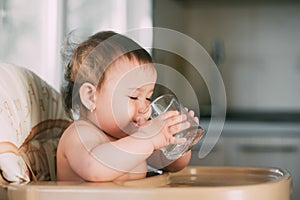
172,137,187,144
187,110,200,124
194,116,199,124
185,108,199,124
168,121,190,135
166,135,186,145
184,107,195,116
159,110,180,120
184,107,188,112
166,113,187,126
188,110,195,117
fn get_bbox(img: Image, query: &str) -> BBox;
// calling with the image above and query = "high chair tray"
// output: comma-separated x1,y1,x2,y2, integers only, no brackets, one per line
1,166,292,200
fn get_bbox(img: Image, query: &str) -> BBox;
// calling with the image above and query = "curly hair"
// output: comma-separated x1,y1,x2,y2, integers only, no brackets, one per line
61,31,153,119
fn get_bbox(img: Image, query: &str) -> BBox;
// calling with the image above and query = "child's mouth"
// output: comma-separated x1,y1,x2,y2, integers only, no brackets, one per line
133,120,139,126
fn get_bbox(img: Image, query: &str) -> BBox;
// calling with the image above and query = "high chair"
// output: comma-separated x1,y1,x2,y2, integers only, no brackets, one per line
0,63,292,200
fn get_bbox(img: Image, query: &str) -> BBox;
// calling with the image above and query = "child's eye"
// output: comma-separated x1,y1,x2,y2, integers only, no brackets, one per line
146,98,152,102
129,96,138,100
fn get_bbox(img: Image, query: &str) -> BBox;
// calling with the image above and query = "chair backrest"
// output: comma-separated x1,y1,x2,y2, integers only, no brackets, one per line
0,63,71,183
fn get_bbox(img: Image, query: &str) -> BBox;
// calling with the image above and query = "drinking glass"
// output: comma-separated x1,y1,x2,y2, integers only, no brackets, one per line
150,94,205,160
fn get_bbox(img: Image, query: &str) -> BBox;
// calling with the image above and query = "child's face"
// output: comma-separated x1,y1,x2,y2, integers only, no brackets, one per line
94,58,157,138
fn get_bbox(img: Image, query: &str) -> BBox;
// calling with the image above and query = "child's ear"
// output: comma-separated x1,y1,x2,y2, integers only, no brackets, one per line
79,82,96,112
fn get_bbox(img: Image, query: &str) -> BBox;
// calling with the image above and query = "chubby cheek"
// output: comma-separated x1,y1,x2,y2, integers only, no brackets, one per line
110,99,135,129
145,107,152,120
127,101,136,122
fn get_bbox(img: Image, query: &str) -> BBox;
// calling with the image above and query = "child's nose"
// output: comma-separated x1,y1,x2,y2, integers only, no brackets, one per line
136,101,151,125
138,100,150,114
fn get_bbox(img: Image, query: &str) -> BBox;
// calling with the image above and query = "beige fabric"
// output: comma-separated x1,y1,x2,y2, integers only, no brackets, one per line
19,132,64,181
0,62,71,183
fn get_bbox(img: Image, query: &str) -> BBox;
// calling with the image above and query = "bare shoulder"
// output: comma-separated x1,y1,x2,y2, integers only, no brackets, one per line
59,120,110,152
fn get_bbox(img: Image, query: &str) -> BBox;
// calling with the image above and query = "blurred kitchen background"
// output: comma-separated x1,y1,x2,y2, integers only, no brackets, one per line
0,0,299,199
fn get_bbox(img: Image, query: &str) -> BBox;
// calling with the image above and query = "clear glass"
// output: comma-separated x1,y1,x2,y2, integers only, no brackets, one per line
150,94,205,160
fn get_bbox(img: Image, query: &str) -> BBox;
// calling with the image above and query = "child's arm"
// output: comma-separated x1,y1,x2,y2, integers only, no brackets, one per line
162,150,191,172
62,110,189,182
146,149,191,173
72,130,153,181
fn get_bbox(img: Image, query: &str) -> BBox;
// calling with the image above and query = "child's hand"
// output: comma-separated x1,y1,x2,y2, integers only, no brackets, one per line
137,110,191,150
184,107,199,124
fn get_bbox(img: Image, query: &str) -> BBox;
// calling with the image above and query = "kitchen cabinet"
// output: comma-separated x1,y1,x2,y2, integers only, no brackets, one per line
189,121,300,200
